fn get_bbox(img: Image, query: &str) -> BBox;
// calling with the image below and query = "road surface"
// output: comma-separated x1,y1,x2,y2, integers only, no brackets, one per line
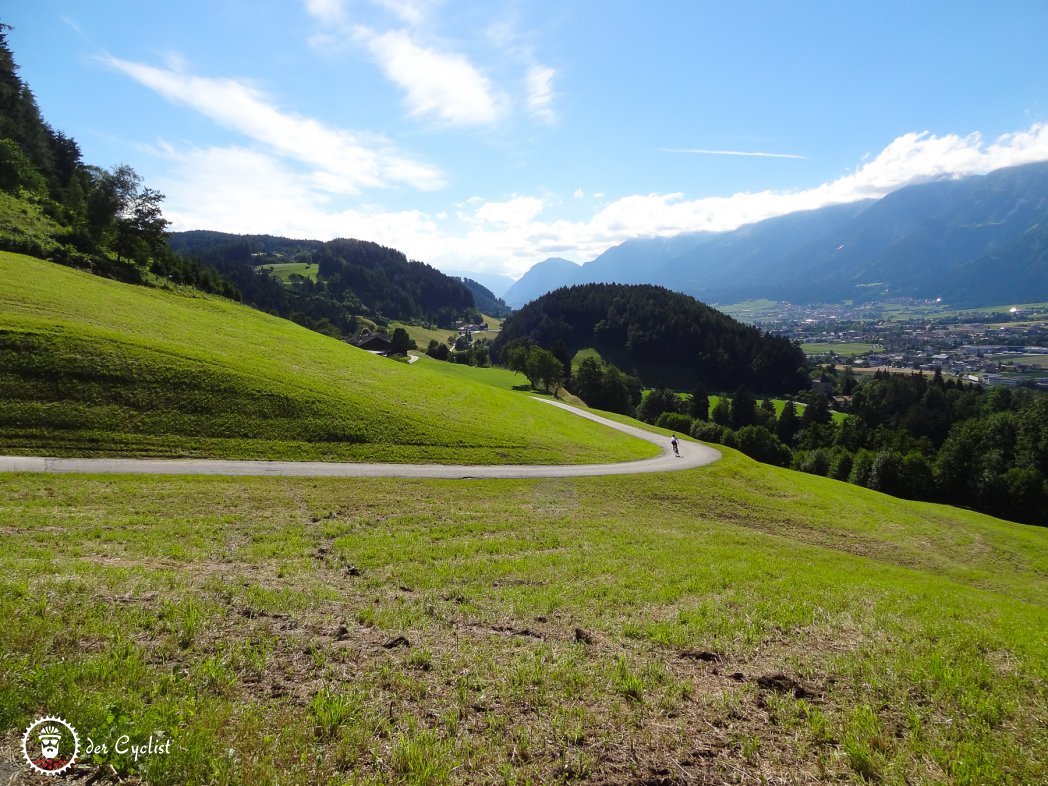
0,399,720,479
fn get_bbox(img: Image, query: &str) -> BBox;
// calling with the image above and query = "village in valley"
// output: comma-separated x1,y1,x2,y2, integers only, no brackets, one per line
727,299,1048,390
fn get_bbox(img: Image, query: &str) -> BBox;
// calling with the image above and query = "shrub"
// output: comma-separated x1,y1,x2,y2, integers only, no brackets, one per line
849,449,876,487
828,449,854,481
733,425,791,467
793,448,831,476
710,397,731,426
568,357,641,415
656,412,694,434
636,386,682,424
898,451,934,500
690,420,727,443
868,451,902,494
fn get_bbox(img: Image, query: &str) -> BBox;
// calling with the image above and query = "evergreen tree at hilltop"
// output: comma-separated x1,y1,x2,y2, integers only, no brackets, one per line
492,283,807,393
0,24,237,297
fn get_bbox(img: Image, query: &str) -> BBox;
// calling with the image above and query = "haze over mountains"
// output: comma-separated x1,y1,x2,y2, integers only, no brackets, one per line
502,162,1048,309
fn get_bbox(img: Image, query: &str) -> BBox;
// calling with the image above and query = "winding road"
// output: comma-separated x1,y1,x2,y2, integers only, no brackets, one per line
0,399,720,479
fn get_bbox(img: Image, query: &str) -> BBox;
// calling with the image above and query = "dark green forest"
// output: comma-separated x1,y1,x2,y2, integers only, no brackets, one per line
665,371,1047,527
318,237,473,322
169,231,480,336
492,283,808,393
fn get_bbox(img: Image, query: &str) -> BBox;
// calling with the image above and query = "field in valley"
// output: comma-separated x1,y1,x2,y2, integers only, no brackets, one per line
799,342,884,358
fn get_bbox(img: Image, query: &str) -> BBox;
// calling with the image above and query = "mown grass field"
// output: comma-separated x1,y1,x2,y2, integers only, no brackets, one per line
0,450,1044,785
391,320,502,353
799,342,884,357
390,322,459,351
0,252,654,465
3,253,1046,785
990,353,1048,369
258,262,320,282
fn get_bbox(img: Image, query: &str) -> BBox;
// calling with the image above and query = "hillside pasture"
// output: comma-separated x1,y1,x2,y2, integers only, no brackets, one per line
258,261,319,282
0,252,655,465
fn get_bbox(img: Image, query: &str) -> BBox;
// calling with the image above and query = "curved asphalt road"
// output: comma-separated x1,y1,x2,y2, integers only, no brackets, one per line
0,399,720,479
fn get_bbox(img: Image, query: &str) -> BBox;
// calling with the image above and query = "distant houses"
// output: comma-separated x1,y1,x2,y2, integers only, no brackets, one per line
811,375,835,397
348,330,393,355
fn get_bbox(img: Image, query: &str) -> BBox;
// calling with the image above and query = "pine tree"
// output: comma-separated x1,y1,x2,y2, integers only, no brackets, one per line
690,384,709,420
730,385,757,429
777,399,799,444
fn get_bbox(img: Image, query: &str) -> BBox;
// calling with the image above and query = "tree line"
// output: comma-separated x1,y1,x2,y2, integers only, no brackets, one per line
656,371,1047,527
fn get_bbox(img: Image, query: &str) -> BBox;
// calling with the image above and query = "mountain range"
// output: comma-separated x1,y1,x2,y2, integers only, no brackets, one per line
501,161,1048,309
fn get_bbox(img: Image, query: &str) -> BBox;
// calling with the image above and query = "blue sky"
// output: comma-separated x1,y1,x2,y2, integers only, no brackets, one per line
6,1,1048,278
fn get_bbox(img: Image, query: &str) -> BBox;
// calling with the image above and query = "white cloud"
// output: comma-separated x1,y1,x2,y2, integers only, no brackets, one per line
302,2,552,128
662,148,808,160
303,0,348,26
472,196,545,225
157,145,327,237
435,122,1048,275
152,118,1048,281
358,27,504,126
525,64,556,124
156,144,445,252
102,56,443,194
372,0,432,26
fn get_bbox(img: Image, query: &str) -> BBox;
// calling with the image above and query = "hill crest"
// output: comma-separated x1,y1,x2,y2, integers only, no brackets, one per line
493,282,807,392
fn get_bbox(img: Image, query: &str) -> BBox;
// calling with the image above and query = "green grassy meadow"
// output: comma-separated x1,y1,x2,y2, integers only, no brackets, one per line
876,300,1048,320
391,319,502,353
799,342,884,357
258,262,320,282
390,321,459,351
990,354,1048,369
417,355,530,392
714,299,784,319
1,451,1044,784
0,252,653,465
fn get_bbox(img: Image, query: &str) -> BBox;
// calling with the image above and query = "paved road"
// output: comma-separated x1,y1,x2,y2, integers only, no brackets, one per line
0,399,719,479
